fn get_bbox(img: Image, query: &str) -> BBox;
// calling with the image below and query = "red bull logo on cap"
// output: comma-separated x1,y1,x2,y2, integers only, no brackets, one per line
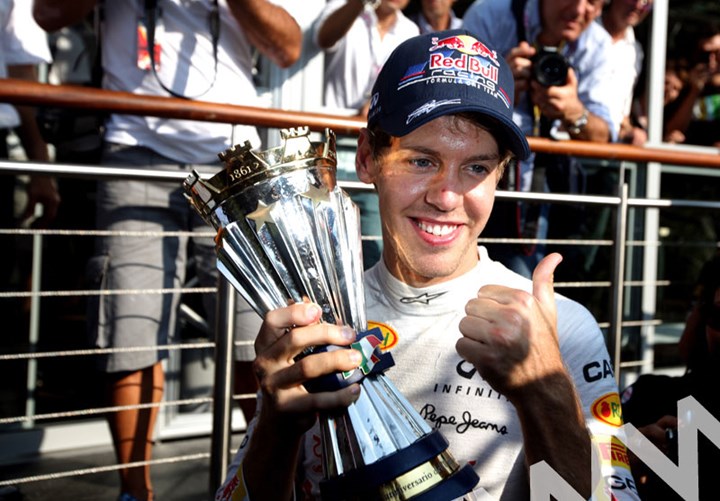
429,34,499,67
429,52,499,84
427,34,500,85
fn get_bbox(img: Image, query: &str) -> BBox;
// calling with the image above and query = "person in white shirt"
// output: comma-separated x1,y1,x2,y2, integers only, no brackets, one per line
1,0,58,228
599,0,653,145
33,2,302,500
1,1,58,400
313,0,419,118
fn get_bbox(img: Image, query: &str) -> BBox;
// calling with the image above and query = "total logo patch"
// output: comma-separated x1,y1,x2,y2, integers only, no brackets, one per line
591,393,624,427
367,320,399,351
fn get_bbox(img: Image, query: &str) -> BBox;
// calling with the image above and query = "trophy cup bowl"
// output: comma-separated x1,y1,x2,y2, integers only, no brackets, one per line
183,127,479,500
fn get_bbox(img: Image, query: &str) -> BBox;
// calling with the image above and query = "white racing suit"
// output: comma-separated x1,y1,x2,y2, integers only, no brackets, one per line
218,247,641,500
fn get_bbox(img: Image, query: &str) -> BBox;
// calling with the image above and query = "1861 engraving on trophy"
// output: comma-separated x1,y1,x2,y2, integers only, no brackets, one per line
183,127,479,500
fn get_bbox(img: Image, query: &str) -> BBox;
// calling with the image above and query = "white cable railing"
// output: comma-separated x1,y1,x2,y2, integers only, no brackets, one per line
3,159,719,498
1,80,719,497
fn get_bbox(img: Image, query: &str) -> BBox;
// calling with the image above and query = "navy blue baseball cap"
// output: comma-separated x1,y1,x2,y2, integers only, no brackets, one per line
367,29,530,160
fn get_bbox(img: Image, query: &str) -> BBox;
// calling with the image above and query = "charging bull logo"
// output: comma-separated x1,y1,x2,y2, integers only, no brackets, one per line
429,34,500,66
427,34,500,83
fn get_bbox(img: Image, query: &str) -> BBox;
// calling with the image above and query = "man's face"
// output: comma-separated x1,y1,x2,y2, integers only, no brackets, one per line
539,0,595,46
356,115,503,287
585,0,605,25
609,0,653,28
421,0,455,18
380,0,411,11
664,69,682,105
700,34,720,76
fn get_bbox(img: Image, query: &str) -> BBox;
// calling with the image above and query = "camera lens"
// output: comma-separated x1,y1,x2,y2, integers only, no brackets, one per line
532,50,569,87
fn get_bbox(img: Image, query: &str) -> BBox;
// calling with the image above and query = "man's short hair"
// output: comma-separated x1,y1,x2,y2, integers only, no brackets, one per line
368,112,514,181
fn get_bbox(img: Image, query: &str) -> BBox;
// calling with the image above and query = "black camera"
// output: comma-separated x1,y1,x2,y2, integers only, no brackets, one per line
531,47,570,87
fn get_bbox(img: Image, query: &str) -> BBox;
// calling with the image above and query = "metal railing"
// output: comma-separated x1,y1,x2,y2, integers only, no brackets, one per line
1,80,719,497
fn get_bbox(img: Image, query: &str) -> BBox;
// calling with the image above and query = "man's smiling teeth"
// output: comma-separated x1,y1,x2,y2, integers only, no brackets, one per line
417,221,457,236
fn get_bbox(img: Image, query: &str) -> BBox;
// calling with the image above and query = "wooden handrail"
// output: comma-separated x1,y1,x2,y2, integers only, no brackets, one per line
2,78,719,168
0,79,365,136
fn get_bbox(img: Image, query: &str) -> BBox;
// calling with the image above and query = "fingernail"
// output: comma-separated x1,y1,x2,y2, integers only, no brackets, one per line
349,349,362,365
349,384,361,396
340,326,355,342
307,304,321,320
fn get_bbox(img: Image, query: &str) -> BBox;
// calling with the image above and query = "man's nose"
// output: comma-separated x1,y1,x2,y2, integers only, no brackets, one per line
425,170,463,211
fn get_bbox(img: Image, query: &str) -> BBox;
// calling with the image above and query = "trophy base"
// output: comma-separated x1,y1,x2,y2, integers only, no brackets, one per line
320,430,479,500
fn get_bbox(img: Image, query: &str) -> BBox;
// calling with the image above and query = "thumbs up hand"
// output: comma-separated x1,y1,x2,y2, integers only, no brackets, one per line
456,253,566,402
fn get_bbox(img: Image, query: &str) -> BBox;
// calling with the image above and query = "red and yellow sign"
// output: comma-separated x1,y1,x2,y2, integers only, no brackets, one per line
594,435,631,470
591,393,624,427
367,321,399,351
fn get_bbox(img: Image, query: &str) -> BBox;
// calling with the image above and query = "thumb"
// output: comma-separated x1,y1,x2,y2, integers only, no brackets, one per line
532,252,562,314
565,66,578,90
518,40,534,55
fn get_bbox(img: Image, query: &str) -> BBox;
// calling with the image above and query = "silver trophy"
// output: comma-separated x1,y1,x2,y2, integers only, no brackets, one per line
183,127,478,500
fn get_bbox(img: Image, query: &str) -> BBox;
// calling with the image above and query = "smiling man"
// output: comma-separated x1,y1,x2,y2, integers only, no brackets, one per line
217,30,639,500
363,115,502,285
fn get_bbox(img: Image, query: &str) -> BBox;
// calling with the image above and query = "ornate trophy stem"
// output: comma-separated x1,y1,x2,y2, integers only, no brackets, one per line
184,127,478,500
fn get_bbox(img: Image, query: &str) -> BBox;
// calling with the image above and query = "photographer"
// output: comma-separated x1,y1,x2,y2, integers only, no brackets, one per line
463,0,618,278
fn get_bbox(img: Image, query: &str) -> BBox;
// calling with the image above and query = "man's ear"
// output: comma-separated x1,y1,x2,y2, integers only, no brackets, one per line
355,128,376,184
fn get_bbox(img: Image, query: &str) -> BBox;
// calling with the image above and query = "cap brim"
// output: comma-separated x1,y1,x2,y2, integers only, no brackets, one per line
379,102,530,161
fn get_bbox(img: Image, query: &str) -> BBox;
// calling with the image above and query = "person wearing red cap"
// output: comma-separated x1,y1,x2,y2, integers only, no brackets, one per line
217,30,638,500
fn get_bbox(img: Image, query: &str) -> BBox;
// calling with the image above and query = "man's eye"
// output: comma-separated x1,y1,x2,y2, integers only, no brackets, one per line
468,164,490,175
411,158,433,168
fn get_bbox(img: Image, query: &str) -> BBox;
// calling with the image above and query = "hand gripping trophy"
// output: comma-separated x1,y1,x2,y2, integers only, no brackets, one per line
183,127,478,500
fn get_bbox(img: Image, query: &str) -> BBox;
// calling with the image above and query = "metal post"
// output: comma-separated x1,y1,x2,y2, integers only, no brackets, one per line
24,205,44,429
638,0,669,381
209,276,236,496
609,183,629,384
